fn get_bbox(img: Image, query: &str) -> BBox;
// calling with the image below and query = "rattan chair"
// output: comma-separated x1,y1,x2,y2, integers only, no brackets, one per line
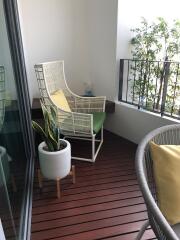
136,124,180,240
0,66,5,132
34,60,106,162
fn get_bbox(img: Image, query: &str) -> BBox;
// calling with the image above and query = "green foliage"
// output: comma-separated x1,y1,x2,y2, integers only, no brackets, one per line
131,17,161,60
131,17,180,61
32,101,60,152
153,17,180,59
129,17,180,116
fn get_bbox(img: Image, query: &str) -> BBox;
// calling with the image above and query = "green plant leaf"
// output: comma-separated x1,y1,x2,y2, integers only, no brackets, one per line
32,120,46,138
32,100,61,151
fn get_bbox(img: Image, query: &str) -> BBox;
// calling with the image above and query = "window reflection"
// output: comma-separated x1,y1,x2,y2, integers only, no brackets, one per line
0,0,28,239
0,66,5,132
0,66,17,239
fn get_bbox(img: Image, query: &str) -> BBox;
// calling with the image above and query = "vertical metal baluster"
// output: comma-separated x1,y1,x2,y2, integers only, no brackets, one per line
153,61,159,111
138,61,144,109
161,61,171,116
126,60,130,102
171,63,179,116
118,59,124,101
132,60,137,104
145,61,151,109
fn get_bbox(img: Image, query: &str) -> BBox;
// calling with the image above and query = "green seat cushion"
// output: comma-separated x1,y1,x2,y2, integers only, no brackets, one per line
93,112,106,134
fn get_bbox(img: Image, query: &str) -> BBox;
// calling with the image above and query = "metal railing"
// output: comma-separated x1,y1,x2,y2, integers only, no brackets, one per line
118,59,180,120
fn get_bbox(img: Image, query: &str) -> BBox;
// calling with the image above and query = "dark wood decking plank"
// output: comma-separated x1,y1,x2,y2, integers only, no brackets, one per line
31,131,155,240
43,221,147,240
33,175,137,203
34,173,137,192
32,185,140,207
106,229,156,240
32,205,146,232
33,167,135,184
32,197,144,223
32,190,142,215
33,179,138,198
31,212,147,240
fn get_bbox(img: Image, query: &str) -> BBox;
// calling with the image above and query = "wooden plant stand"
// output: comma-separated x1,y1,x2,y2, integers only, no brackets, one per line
37,165,76,199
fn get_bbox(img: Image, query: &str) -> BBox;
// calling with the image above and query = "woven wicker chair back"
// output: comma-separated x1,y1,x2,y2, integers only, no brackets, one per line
42,61,67,94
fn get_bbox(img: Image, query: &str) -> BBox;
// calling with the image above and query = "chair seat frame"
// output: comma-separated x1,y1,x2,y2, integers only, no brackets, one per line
64,127,103,162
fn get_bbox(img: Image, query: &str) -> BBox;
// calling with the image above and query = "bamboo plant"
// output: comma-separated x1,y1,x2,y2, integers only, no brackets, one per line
32,101,61,151
130,17,180,113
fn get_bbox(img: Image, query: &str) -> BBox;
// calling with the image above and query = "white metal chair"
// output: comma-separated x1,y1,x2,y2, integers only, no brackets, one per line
34,60,106,162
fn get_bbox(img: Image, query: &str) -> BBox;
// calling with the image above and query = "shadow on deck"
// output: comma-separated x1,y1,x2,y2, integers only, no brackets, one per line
31,130,156,240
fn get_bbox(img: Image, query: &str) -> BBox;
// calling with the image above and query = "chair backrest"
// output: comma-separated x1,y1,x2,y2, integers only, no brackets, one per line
0,66,5,131
136,124,180,240
34,60,70,110
42,60,67,94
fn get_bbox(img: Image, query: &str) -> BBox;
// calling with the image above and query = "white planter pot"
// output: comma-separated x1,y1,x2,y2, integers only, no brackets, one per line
38,139,71,180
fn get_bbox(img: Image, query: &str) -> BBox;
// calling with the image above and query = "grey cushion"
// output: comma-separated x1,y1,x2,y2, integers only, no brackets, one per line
172,223,180,238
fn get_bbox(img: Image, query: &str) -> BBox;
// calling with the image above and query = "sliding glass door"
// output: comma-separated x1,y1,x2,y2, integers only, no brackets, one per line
0,0,34,239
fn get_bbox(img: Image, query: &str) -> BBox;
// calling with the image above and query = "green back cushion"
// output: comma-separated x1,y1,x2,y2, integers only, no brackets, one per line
93,112,106,134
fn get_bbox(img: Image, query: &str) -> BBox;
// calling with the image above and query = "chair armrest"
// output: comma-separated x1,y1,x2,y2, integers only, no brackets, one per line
56,110,93,136
66,94,106,113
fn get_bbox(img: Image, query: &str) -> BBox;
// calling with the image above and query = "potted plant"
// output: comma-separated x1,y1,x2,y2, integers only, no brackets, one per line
32,102,75,198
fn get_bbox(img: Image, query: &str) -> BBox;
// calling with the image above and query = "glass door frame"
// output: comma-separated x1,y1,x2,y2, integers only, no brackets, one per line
3,0,35,239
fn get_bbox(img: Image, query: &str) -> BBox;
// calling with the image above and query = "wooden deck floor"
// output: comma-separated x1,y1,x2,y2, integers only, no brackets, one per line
31,131,156,240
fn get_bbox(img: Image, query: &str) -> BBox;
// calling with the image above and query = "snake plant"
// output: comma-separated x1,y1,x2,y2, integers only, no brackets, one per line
32,101,61,151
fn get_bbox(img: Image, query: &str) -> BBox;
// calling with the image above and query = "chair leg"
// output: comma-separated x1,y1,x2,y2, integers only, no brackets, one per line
92,135,95,162
136,220,149,240
72,165,76,184
93,128,103,162
66,130,104,162
101,126,103,143
56,178,61,199
38,169,43,189
69,165,76,183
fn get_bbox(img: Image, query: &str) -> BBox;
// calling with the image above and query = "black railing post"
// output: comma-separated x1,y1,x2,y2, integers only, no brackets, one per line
118,59,124,101
118,58,180,120
161,62,171,116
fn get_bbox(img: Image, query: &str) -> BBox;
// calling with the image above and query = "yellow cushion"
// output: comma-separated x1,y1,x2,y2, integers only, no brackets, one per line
150,141,180,225
50,90,71,112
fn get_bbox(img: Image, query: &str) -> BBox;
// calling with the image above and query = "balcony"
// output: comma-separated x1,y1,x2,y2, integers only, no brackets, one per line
1,0,180,240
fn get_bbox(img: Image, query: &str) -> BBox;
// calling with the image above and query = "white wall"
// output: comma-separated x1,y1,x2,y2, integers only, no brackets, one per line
18,0,118,102
18,0,74,102
117,0,180,61
85,0,118,100
105,102,179,144
105,0,180,144
18,0,179,144
18,0,94,101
